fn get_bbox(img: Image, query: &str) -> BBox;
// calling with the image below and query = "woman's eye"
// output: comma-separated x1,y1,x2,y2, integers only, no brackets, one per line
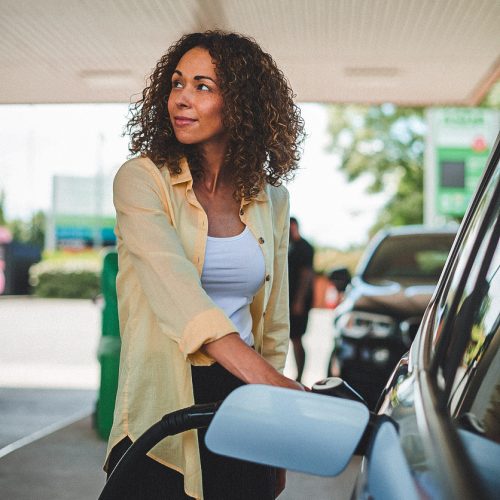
172,80,182,88
198,83,210,91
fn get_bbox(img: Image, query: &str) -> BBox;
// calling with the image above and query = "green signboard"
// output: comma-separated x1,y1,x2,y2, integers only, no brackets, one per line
436,146,491,216
426,108,499,223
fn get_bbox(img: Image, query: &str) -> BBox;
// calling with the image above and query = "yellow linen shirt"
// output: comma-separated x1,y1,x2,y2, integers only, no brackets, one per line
106,155,290,499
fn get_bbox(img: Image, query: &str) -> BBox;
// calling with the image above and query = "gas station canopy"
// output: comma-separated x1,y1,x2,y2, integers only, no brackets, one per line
1,0,499,105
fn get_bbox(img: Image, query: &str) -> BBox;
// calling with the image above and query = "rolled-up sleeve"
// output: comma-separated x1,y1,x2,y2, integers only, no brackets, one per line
113,159,237,364
261,187,290,372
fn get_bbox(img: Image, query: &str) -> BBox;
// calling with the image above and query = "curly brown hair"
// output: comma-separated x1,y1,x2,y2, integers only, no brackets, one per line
127,30,304,200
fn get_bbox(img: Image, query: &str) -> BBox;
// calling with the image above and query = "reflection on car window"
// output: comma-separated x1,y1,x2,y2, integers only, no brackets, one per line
447,241,500,499
449,243,499,442
363,234,455,285
430,162,499,354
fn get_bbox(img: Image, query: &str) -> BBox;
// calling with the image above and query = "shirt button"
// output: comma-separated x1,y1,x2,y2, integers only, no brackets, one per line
239,208,244,216
258,237,265,244
265,274,271,282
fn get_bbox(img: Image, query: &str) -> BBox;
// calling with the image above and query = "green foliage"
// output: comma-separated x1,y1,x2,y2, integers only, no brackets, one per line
0,190,6,226
8,210,46,247
326,104,426,231
480,81,500,109
29,259,101,298
0,191,46,246
8,219,27,242
371,181,424,234
27,211,46,247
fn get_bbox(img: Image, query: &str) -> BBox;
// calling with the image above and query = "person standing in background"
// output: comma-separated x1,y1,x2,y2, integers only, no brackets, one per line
288,217,315,382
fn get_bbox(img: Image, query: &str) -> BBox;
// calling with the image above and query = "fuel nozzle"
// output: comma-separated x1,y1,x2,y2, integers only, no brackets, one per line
312,377,367,406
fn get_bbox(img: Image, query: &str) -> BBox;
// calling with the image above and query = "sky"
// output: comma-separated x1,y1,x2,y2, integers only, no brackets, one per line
0,103,388,249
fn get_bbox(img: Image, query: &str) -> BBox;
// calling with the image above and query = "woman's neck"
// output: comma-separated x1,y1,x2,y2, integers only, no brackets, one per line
197,141,230,195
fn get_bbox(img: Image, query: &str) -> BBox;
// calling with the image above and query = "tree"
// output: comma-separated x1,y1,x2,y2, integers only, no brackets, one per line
7,211,46,247
480,80,500,109
0,190,6,226
26,211,46,247
326,104,426,234
0,191,46,247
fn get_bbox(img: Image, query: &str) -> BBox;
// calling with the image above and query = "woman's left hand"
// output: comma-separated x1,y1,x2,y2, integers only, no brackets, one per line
275,468,286,498
202,333,305,390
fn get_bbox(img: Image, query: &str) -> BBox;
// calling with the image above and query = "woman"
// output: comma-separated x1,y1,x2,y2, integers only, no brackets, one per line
105,30,305,499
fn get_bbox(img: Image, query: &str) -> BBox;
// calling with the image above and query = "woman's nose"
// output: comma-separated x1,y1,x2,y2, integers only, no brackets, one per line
174,88,192,108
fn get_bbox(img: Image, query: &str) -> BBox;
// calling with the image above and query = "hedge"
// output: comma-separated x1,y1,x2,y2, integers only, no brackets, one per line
29,260,101,299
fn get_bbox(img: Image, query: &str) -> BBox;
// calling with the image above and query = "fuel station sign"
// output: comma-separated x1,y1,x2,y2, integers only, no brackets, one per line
425,108,499,225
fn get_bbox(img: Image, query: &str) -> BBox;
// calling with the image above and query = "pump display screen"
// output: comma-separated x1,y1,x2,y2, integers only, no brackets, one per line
440,160,465,188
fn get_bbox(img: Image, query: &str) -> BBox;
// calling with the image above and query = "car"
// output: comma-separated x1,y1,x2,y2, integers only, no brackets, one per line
328,225,457,408
206,132,500,499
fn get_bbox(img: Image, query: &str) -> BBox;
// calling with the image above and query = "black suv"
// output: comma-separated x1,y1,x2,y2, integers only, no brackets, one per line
329,225,456,408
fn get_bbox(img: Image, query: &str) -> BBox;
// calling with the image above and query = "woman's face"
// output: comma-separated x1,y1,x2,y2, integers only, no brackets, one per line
168,47,227,149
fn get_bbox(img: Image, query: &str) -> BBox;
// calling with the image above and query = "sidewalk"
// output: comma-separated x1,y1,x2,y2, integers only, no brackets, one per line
0,297,358,499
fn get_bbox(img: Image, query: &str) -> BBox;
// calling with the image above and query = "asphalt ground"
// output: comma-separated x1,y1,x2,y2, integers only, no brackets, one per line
0,387,95,451
0,297,359,499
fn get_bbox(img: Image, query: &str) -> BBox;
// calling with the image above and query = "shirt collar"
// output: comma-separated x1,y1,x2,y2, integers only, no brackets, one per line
244,188,268,204
170,157,269,202
170,157,192,186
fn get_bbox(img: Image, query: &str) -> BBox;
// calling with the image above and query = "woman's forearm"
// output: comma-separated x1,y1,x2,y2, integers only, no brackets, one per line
202,333,303,390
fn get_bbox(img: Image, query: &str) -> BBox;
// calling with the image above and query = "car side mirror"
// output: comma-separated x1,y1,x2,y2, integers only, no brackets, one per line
328,267,352,293
205,384,370,476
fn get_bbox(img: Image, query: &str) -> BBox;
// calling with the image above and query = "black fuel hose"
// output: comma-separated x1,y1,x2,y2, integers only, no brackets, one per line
99,401,220,500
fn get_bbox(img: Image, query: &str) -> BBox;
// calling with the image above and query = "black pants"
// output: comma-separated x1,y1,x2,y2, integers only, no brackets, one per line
107,436,193,499
107,363,276,499
192,363,276,500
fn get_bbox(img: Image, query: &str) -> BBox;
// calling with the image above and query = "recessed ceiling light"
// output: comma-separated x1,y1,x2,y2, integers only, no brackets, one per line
344,67,400,78
343,67,401,87
80,70,136,89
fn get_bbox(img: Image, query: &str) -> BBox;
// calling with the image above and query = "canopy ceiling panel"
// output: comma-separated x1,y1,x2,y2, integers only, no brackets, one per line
0,0,499,105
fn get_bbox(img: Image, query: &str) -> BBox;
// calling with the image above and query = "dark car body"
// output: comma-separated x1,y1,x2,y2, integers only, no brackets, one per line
330,226,457,408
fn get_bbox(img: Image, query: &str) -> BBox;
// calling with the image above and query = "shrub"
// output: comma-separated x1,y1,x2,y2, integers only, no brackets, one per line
29,259,101,299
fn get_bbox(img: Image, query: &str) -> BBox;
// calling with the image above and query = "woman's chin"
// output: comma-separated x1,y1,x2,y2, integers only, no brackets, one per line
173,134,198,145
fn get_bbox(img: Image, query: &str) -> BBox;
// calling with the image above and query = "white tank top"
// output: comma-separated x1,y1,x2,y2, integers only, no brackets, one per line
201,226,265,346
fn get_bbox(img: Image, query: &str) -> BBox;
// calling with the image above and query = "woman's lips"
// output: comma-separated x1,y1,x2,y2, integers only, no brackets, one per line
174,116,197,126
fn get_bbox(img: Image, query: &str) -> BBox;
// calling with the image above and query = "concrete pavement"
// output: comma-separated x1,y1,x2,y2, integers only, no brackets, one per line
0,387,95,451
1,415,106,500
0,297,100,389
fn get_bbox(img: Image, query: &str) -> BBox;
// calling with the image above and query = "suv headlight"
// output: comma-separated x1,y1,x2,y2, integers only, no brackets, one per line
336,311,395,339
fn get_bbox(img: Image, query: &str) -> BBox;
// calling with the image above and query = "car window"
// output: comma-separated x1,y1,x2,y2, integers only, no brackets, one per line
448,241,500,499
423,156,499,498
362,234,455,285
448,242,499,438
429,160,499,358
